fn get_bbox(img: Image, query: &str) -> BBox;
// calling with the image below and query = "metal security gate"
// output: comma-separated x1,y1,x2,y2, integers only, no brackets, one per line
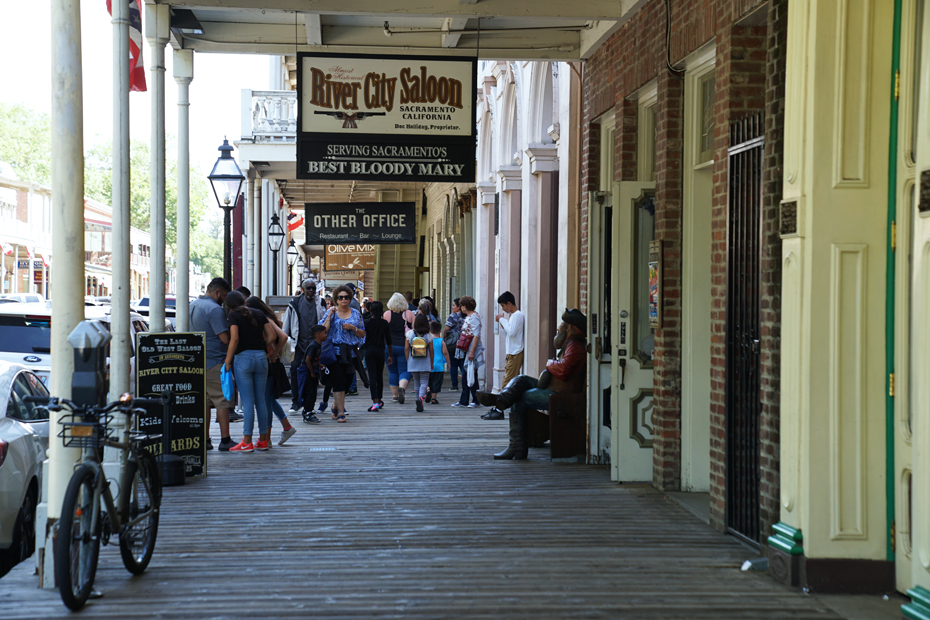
725,114,763,545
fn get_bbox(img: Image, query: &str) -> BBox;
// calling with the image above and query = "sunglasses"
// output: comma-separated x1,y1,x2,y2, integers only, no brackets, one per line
337,295,351,300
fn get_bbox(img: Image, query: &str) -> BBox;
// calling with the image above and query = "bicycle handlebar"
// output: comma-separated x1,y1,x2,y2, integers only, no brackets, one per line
23,394,168,416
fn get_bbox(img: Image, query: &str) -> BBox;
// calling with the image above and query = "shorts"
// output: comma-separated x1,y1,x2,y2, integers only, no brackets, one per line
205,362,234,411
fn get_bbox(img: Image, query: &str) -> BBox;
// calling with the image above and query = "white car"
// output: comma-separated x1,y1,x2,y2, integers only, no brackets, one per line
0,362,47,570
0,294,43,304
0,304,150,390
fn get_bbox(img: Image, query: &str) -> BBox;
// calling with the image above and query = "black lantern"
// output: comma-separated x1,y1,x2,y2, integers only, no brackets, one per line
207,138,244,284
268,213,285,295
286,239,299,294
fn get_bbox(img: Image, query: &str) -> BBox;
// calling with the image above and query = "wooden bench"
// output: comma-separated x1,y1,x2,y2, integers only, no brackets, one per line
526,391,587,460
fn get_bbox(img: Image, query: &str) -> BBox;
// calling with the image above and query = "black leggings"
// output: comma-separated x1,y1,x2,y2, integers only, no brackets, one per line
365,349,386,402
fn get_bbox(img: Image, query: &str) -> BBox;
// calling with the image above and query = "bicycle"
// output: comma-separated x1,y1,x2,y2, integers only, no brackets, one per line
31,393,164,610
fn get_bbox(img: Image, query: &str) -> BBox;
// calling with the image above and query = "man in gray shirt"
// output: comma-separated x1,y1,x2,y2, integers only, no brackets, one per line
283,278,322,417
189,277,235,450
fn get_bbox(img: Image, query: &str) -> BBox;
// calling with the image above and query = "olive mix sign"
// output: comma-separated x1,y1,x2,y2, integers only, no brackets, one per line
297,53,477,183
306,202,415,245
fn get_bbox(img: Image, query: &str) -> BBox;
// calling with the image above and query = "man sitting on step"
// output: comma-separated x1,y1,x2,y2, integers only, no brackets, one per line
482,309,587,460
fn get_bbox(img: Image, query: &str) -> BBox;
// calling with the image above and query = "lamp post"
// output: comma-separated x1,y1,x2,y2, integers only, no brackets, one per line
286,239,298,294
207,138,244,284
268,213,285,295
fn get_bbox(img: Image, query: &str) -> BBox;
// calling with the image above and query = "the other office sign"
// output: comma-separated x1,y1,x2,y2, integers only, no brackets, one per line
135,332,207,477
297,53,477,183
306,202,415,245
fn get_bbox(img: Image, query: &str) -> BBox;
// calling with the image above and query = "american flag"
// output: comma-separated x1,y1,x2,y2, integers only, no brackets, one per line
106,0,147,92
287,211,304,232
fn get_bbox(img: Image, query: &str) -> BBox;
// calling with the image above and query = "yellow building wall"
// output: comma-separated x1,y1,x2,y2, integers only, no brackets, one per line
780,0,892,560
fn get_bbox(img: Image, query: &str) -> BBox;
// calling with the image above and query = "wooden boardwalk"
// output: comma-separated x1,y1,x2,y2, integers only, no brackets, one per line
1,394,846,619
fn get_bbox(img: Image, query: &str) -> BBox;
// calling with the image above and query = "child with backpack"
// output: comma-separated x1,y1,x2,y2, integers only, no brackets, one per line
427,320,451,404
303,325,332,423
404,313,434,412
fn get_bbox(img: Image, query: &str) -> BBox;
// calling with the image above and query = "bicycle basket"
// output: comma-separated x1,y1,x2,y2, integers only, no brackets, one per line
58,413,113,448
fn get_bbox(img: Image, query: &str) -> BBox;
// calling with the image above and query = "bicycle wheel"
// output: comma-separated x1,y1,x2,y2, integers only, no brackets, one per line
55,464,101,611
118,450,161,574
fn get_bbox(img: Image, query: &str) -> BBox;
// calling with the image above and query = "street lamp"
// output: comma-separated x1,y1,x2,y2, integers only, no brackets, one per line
286,239,299,294
268,213,285,295
207,138,244,284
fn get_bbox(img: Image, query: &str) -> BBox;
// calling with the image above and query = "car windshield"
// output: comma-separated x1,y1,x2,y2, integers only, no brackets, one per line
0,315,51,353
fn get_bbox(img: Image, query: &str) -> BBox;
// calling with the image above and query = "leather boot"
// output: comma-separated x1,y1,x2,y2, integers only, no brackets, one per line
493,410,528,460
495,375,534,410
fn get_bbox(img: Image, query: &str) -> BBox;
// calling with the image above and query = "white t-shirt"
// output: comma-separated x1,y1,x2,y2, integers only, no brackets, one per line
499,310,525,356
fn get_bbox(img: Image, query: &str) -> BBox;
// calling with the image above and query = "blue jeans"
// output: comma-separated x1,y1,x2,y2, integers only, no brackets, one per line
264,375,287,426
458,360,479,406
386,344,411,385
234,350,270,436
449,356,465,390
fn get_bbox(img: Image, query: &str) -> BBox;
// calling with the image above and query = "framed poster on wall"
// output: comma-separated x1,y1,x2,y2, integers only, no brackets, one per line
648,239,662,329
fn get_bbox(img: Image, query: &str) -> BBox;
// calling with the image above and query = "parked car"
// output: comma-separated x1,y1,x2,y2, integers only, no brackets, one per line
0,294,43,304
0,303,54,384
0,304,150,391
0,362,46,570
133,296,177,318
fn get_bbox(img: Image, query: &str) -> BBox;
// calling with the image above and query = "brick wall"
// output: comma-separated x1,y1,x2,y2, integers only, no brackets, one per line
708,23,768,529
758,0,788,546
581,0,778,505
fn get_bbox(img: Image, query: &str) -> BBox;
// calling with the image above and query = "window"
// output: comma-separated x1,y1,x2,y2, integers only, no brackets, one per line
7,373,49,422
633,193,656,365
697,72,716,164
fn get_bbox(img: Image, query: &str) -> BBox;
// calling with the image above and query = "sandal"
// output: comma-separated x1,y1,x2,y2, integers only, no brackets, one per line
367,405,379,412
331,409,340,420
336,414,347,423
431,399,439,405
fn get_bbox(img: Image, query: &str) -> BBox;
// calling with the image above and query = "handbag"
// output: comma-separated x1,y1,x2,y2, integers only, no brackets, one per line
220,364,235,402
456,330,474,352
270,360,290,399
320,339,338,366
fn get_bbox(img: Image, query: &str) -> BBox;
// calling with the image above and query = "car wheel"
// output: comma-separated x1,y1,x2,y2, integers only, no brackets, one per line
13,483,38,562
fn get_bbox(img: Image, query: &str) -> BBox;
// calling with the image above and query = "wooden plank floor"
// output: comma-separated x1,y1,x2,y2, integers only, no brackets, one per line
1,392,844,619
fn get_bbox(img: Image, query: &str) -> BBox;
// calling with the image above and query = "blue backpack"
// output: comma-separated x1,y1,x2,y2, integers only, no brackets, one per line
319,339,338,366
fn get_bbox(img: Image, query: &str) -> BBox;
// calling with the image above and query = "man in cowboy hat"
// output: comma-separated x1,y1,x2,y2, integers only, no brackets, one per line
484,309,587,460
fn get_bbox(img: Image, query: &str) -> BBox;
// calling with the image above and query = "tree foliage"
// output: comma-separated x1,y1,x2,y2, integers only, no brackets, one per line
0,102,221,277
0,103,53,184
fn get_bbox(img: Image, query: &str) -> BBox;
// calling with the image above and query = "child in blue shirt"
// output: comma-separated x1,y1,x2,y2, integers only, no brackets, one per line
427,320,451,404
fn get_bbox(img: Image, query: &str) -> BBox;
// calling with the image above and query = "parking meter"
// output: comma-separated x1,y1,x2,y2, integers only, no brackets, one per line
67,320,112,407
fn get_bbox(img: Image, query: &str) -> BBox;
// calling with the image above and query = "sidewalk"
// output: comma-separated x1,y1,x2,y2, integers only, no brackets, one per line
0,392,905,619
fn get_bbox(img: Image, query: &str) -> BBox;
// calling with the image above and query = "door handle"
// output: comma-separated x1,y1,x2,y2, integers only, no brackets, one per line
618,358,626,390
751,339,760,354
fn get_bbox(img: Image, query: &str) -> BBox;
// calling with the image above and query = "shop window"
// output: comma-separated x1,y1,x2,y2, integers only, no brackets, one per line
697,72,716,164
633,193,656,366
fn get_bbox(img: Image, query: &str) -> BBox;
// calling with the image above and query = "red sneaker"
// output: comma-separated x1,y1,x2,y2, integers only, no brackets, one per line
254,440,269,451
229,441,254,453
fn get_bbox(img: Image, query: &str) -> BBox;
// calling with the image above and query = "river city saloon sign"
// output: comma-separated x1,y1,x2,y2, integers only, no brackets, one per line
297,53,477,183
305,202,416,245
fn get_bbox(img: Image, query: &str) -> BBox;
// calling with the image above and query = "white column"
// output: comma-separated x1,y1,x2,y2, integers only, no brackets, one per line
13,246,18,294
174,49,193,331
246,177,255,290
109,0,131,401
253,178,262,297
522,144,558,377
145,4,169,332
45,0,86,587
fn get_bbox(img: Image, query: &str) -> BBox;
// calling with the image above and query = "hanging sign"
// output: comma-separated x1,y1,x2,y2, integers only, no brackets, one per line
325,244,376,271
305,202,415,245
135,332,208,478
297,52,477,183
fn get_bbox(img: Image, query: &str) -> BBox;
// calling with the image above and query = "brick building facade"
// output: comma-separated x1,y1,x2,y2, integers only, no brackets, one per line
580,0,787,540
